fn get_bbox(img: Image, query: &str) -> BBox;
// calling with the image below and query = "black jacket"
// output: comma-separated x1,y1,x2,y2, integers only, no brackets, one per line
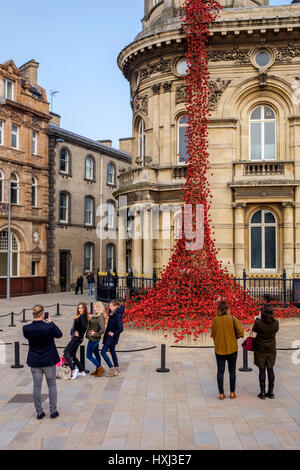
23,321,63,368
71,313,88,340
76,276,84,286
86,274,95,284
103,305,124,347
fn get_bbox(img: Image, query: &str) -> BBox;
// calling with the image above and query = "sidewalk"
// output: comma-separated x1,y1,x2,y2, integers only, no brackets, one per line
0,292,300,450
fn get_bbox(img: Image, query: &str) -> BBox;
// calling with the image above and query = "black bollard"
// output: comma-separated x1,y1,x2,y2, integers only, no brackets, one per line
156,344,170,373
9,312,16,327
80,345,89,374
90,301,93,315
11,342,24,369
20,308,27,323
239,349,253,372
56,303,61,316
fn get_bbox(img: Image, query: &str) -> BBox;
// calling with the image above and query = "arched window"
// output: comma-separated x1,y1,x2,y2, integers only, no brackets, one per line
32,176,37,207
107,162,116,186
138,119,146,165
84,196,94,226
10,172,19,205
59,192,69,223
249,105,276,161
250,210,277,271
84,242,94,272
106,243,115,271
0,230,19,277
60,148,70,174
178,115,189,164
107,201,116,229
0,170,4,202
85,156,94,180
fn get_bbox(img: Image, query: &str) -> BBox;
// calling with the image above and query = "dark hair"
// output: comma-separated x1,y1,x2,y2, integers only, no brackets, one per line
75,302,90,321
217,301,230,316
261,304,275,324
110,300,120,307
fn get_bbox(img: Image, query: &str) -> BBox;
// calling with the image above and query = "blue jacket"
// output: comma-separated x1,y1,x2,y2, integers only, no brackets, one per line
103,305,124,347
23,321,63,368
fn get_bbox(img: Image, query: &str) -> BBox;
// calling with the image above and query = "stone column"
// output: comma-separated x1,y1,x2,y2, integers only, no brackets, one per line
117,204,127,276
233,203,245,276
143,206,153,276
132,210,143,275
282,202,294,276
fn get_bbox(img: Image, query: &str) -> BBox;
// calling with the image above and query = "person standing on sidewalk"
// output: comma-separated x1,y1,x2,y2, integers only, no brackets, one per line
75,274,84,295
253,303,279,399
211,301,244,400
86,271,95,296
86,301,106,377
101,300,124,377
64,303,89,380
23,305,62,420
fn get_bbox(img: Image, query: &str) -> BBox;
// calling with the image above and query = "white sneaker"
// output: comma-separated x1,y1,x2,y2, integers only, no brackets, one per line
79,371,86,376
71,369,79,380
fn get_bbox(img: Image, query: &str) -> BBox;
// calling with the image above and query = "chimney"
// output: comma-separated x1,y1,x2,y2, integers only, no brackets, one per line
119,137,133,155
50,112,61,127
97,139,112,147
19,59,39,86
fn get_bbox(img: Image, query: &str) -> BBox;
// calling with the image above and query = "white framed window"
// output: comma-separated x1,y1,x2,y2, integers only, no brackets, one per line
0,170,4,202
10,172,19,205
107,162,116,185
250,210,277,271
32,261,38,276
11,124,19,149
106,244,115,271
60,148,70,174
178,115,189,164
32,131,37,155
84,243,93,272
0,121,3,146
84,196,94,226
32,177,37,207
3,79,14,100
249,105,276,161
0,230,19,277
85,156,94,180
107,201,116,229
59,192,69,223
138,119,145,165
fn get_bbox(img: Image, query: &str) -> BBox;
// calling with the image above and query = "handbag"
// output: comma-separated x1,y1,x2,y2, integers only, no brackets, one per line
56,363,72,380
242,331,255,351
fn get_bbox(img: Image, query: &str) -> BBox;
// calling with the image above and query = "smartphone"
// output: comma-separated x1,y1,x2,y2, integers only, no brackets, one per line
44,312,49,320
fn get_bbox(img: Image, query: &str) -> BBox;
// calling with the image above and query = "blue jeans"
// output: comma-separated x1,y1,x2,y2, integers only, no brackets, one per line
86,341,101,368
88,283,93,296
101,344,119,368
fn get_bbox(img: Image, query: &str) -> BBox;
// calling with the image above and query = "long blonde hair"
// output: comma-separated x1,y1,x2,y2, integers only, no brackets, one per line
92,301,106,317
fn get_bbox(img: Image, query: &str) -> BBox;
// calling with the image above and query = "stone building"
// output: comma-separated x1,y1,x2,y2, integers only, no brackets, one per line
48,122,131,292
0,59,51,297
115,0,300,278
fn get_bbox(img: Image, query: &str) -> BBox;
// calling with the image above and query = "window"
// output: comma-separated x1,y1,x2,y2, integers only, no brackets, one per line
10,173,19,205
84,243,93,272
107,201,116,229
60,148,70,174
59,192,69,223
178,115,189,164
250,210,277,271
0,171,3,202
106,244,115,271
32,177,37,207
85,156,94,180
32,261,38,276
0,121,3,146
3,79,14,100
107,162,116,186
32,131,37,155
11,125,19,149
0,230,19,277
84,196,94,226
138,119,145,165
250,105,276,161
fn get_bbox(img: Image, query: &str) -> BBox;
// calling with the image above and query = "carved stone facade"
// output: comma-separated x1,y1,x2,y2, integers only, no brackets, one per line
116,0,300,277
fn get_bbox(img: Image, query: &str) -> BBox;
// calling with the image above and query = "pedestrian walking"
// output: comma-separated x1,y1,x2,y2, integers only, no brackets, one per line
86,301,106,377
252,303,279,399
75,274,84,295
101,300,124,377
86,271,95,296
64,303,89,380
211,301,244,400
23,305,62,420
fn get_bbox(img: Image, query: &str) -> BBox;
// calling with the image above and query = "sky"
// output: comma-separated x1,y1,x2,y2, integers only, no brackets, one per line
0,0,293,149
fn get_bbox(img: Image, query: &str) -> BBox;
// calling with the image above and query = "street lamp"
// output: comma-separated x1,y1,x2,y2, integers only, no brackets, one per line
7,180,21,301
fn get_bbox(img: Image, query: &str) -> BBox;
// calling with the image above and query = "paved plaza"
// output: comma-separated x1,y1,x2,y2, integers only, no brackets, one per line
0,291,300,450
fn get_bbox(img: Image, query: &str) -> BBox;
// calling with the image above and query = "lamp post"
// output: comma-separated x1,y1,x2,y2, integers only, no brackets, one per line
7,180,21,301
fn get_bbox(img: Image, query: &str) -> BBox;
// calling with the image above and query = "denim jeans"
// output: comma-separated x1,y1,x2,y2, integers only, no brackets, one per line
88,283,93,296
86,340,101,368
215,351,238,394
64,337,83,372
31,365,57,415
101,344,119,368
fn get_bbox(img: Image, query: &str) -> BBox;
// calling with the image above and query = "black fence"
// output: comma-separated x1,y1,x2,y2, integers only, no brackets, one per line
97,269,300,306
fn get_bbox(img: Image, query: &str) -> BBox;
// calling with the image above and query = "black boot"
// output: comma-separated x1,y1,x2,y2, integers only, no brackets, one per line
267,383,274,399
258,381,266,399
